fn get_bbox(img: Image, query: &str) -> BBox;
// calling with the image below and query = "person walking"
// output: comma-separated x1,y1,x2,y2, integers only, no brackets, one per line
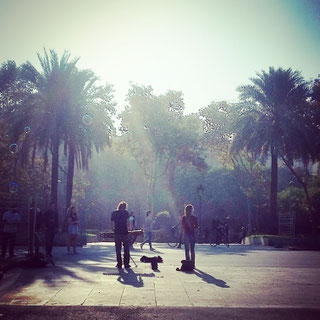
238,226,247,244
66,206,80,254
182,204,198,268
1,205,21,258
111,201,131,269
140,210,154,250
44,202,58,257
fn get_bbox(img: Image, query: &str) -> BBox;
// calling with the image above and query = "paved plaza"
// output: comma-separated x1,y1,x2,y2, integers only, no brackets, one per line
0,242,319,318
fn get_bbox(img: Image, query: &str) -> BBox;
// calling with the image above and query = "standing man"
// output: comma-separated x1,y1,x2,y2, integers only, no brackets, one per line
44,202,58,257
140,210,154,251
111,201,131,269
182,204,198,268
1,205,21,258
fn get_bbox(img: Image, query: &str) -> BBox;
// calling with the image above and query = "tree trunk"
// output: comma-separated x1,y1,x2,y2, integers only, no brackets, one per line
66,143,75,209
51,131,60,207
270,145,278,234
167,163,179,216
151,159,158,214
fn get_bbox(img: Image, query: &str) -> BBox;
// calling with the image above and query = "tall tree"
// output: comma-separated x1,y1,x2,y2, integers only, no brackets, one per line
119,84,205,214
231,67,309,234
1,50,115,213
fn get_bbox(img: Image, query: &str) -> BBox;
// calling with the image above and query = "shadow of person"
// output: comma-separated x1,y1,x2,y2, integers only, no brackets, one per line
194,268,229,288
117,268,144,287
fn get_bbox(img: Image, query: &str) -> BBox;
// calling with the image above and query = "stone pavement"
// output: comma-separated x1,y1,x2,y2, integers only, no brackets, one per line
0,242,320,309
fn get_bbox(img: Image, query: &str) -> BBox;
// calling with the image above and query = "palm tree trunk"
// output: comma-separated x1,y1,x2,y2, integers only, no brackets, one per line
66,143,75,209
51,132,60,207
270,145,278,234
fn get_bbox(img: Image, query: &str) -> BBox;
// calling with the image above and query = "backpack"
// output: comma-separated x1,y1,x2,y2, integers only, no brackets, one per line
176,259,194,272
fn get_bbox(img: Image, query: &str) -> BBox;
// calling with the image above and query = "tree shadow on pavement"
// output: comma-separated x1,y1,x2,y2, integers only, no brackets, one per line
117,268,144,287
193,268,229,288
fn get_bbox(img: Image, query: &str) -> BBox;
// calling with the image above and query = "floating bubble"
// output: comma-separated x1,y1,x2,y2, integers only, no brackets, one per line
9,143,19,154
8,182,19,194
24,126,31,134
82,114,93,126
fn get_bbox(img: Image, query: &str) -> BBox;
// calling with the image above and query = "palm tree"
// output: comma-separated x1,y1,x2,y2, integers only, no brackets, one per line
231,67,309,234
22,49,80,208
5,50,115,211
62,70,115,208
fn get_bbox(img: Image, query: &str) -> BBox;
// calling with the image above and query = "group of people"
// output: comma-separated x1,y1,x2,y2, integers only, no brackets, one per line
2,200,246,269
1,202,80,259
111,201,198,269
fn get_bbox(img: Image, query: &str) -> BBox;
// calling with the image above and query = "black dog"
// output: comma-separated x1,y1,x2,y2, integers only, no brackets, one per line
176,259,194,272
140,255,163,270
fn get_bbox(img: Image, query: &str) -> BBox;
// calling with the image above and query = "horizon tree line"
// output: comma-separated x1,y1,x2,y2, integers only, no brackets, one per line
0,49,319,235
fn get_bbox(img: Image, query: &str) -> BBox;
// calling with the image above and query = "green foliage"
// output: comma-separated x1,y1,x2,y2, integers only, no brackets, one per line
2,53,319,236
278,187,306,212
278,186,313,234
0,51,116,211
119,84,206,212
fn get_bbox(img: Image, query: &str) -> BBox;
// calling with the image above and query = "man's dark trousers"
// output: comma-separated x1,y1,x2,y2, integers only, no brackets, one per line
115,234,130,267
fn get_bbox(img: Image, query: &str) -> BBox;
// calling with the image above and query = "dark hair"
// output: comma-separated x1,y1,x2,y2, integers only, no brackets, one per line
117,201,127,211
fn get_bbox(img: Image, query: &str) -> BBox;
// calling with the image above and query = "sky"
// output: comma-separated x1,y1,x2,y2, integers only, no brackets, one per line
1,0,320,114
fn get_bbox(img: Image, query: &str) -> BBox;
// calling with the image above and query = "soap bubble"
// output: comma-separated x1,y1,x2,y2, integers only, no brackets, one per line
82,114,93,126
24,126,31,134
9,143,19,154
8,182,19,193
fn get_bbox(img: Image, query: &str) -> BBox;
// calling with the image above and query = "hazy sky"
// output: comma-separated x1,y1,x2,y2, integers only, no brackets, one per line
1,0,320,114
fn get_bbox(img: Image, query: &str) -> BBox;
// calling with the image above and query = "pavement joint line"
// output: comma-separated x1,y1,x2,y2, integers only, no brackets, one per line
81,283,96,306
43,284,64,306
181,278,194,307
118,286,125,307
153,281,157,307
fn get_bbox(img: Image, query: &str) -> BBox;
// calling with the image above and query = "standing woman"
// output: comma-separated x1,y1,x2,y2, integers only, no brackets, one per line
181,204,198,268
66,206,80,254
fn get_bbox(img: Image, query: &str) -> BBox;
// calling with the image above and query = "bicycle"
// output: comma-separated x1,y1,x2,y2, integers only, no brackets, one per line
167,225,182,248
210,225,229,248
